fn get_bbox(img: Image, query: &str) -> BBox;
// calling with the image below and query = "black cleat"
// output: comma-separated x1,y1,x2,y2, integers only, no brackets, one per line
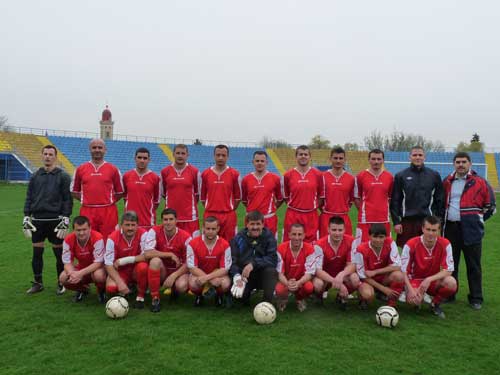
56,283,66,296
134,299,145,309
215,294,224,307
26,281,44,294
470,302,482,310
73,289,89,303
431,303,446,319
336,295,348,311
359,300,369,311
97,291,107,304
151,297,161,313
194,295,204,307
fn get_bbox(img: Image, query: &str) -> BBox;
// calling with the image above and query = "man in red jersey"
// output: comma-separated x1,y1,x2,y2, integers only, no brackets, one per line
187,217,232,307
282,145,322,243
241,151,283,236
200,145,241,242
320,147,355,237
104,211,149,309
71,139,124,239
313,216,360,309
401,216,457,319
59,216,107,303
275,224,317,312
353,223,404,309
122,148,161,229
354,149,393,244
144,208,192,313
161,144,201,237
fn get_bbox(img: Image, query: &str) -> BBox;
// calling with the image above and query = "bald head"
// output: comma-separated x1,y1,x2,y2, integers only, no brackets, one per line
89,138,106,162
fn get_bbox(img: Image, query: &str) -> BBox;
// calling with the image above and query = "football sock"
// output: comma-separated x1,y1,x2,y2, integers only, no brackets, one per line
106,284,118,295
32,246,44,283
135,262,148,298
52,247,64,280
148,268,161,299
433,287,456,305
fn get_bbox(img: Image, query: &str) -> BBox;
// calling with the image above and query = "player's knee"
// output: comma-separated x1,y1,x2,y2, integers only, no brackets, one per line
59,271,68,284
220,277,231,291
349,273,361,287
93,269,106,283
443,276,457,290
149,257,162,270
313,277,325,292
275,283,288,298
303,281,314,295
359,284,374,301
175,277,188,293
391,271,404,283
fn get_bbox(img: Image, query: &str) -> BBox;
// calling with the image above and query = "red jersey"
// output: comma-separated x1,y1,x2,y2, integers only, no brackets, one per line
186,236,231,273
145,226,192,271
241,171,283,215
161,164,200,222
321,170,355,214
314,234,354,277
104,228,147,269
276,241,318,279
353,238,401,279
201,166,241,212
354,169,393,223
283,167,322,211
401,236,454,280
122,169,161,227
62,230,105,268
71,161,124,207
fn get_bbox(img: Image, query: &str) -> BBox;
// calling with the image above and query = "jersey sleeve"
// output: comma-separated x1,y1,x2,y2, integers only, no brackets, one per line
313,245,324,271
194,169,201,200
113,167,124,194
282,173,289,201
233,171,242,202
104,238,116,266
320,173,326,199
144,228,157,251
353,250,366,279
353,173,362,199
274,175,283,202
241,176,248,204
186,243,197,269
220,246,232,270
400,244,411,274
442,242,455,272
200,170,208,203
316,170,322,198
276,251,284,273
93,239,105,263
62,240,73,264
70,167,82,193
140,231,149,254
389,241,401,267
154,174,161,205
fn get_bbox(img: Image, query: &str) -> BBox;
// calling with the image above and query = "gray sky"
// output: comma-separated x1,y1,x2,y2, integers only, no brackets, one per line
2,1,499,149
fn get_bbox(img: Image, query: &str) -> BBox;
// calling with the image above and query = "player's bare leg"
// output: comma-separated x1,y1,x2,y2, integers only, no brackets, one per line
91,268,107,304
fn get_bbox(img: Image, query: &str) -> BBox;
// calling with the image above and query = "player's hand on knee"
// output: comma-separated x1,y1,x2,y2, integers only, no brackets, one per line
23,216,37,238
54,216,70,239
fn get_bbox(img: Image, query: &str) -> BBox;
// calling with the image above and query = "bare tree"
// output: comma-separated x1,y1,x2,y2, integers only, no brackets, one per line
308,134,331,149
259,136,292,148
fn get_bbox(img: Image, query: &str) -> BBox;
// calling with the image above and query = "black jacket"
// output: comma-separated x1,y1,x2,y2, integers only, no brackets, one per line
390,164,444,225
24,167,73,219
229,227,277,277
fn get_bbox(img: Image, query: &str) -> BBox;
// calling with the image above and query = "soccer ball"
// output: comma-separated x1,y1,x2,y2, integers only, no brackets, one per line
376,306,399,328
105,296,129,319
253,302,277,325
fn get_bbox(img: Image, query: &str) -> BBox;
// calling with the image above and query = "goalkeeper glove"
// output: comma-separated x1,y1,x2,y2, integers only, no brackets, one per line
23,216,37,238
54,216,70,239
231,274,246,299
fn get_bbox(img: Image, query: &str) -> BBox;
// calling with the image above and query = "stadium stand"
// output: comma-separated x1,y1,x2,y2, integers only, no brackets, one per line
36,135,76,175
0,132,13,151
485,153,499,189
158,144,174,162
271,148,296,171
0,132,50,171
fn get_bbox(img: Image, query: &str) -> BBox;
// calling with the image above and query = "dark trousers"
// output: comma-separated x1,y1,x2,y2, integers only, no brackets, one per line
242,267,278,303
444,221,483,304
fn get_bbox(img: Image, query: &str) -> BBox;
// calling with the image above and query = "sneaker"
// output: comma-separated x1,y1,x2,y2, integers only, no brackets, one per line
26,281,44,294
134,299,145,309
97,291,107,304
296,299,307,312
194,295,204,307
215,294,224,307
431,303,446,319
423,293,433,304
151,297,161,313
398,291,406,303
375,290,388,302
336,294,348,311
277,299,287,312
359,300,369,311
73,289,89,303
470,302,482,310
56,283,66,296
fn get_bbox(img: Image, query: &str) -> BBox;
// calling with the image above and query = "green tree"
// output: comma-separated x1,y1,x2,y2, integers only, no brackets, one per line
309,134,331,149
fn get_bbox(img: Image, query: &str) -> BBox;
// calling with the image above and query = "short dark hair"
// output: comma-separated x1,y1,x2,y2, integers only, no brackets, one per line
174,144,188,153
422,215,441,227
214,144,229,155
330,147,345,157
73,216,90,228
42,145,57,155
290,223,305,232
329,216,345,226
204,216,219,225
246,210,264,223
121,211,139,224
253,150,268,159
410,146,425,154
135,147,150,157
161,208,177,218
368,148,384,159
295,145,310,156
369,223,387,236
453,151,471,162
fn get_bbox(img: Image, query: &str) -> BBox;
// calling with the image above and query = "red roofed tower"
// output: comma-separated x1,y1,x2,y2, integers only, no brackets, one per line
99,105,114,140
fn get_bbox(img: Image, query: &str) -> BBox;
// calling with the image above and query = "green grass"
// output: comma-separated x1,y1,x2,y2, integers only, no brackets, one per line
1,183,499,375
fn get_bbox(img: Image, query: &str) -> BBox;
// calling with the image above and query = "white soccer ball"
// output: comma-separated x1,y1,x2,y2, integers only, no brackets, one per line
105,296,129,319
376,305,399,328
253,302,277,325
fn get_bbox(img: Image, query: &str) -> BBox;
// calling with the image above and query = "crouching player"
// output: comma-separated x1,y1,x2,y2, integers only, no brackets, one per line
144,208,192,313
401,216,457,318
59,216,106,303
187,217,232,307
275,224,317,312
353,223,404,309
313,216,360,309
104,211,149,308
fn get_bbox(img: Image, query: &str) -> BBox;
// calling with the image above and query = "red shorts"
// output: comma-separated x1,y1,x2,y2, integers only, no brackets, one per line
204,211,238,242
177,220,201,238
283,209,319,243
75,263,95,285
356,222,391,244
396,217,424,247
408,279,440,296
319,212,353,238
80,205,118,240
275,281,314,301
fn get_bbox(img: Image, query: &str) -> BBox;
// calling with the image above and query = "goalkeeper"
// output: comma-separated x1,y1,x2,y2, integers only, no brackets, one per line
23,145,73,295
229,211,278,304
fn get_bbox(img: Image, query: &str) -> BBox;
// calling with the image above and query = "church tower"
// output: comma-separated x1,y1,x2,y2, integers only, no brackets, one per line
99,105,114,140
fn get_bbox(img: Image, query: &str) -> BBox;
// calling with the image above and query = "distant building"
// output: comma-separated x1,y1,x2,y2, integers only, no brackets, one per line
99,105,114,140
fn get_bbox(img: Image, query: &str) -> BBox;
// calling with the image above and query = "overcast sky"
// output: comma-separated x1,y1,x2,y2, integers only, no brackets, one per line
2,1,499,149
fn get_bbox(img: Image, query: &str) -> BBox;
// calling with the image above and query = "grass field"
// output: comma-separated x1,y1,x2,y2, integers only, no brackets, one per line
1,183,499,375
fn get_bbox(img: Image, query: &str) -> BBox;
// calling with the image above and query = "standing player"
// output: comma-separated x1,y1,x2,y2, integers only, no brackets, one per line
320,147,355,237
59,216,107,303
390,146,444,247
187,217,232,307
71,139,124,240
353,223,404,309
122,148,161,229
282,145,322,243
354,149,394,244
200,145,241,242
104,211,149,308
161,144,201,237
241,151,283,236
23,145,73,295
401,216,457,318
275,224,317,312
144,208,192,313
313,216,359,309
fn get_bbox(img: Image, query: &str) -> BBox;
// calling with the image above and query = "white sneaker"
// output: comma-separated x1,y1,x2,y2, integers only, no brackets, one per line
398,291,406,303
423,293,432,304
